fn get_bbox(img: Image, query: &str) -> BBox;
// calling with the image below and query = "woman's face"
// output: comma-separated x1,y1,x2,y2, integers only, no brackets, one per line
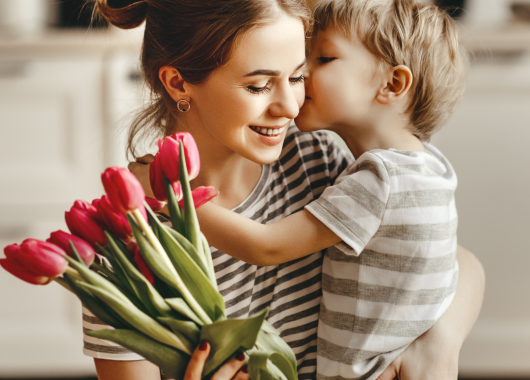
187,13,306,164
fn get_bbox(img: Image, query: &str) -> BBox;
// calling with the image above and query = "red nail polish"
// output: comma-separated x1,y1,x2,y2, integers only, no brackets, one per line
242,366,248,374
235,352,245,361
199,341,208,351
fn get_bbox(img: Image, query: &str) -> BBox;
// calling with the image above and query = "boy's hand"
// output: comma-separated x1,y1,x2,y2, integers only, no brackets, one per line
128,154,155,199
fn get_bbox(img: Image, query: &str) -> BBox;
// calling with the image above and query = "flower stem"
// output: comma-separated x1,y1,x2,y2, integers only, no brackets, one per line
130,208,212,324
65,266,84,282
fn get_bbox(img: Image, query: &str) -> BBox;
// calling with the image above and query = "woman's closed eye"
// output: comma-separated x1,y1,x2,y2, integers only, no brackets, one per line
246,74,304,95
318,57,336,64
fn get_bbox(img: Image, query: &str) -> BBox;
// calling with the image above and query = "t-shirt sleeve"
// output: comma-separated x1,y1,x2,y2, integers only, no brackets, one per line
82,307,145,360
305,152,390,255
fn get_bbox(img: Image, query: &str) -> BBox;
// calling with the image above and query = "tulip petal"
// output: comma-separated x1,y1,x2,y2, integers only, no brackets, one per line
145,197,166,212
17,239,68,278
0,257,51,285
47,230,95,266
178,186,219,210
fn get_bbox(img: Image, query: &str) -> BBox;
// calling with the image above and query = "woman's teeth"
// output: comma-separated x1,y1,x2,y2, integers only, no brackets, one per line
250,126,285,136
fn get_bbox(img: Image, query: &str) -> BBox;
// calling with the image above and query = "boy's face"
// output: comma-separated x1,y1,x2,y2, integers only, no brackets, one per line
295,26,382,133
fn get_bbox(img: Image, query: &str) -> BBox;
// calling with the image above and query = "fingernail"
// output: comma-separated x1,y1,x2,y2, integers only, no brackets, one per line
242,366,248,374
199,341,208,351
235,352,245,361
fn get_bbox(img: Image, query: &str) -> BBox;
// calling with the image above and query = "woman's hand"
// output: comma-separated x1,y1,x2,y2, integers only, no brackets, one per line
185,342,249,380
128,154,155,199
377,245,485,380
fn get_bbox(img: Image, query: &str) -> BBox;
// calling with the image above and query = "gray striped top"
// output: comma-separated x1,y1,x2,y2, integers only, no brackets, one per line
82,127,352,379
306,144,459,380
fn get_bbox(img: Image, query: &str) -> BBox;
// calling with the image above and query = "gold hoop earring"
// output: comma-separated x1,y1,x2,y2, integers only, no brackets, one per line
177,99,191,113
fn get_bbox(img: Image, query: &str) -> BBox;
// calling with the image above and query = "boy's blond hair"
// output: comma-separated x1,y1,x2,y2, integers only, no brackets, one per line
313,0,468,140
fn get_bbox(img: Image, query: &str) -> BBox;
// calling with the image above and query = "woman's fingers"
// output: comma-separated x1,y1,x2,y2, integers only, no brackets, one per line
183,341,211,380
210,352,247,380
136,154,155,164
231,365,249,380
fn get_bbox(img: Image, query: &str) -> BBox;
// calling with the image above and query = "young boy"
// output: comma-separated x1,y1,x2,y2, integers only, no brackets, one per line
197,0,467,378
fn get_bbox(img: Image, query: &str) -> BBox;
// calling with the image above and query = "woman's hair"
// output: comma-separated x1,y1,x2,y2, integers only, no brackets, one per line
313,0,468,141
93,0,312,158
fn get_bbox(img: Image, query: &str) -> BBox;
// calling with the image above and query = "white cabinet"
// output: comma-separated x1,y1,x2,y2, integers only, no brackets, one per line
0,39,144,377
432,51,530,377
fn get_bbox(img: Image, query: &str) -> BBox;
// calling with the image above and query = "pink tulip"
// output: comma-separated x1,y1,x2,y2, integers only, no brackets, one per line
145,196,166,212
159,132,201,183
179,186,219,209
101,167,145,214
96,195,132,240
2,240,68,281
150,154,183,202
0,257,51,285
133,245,155,285
65,200,107,248
47,230,95,266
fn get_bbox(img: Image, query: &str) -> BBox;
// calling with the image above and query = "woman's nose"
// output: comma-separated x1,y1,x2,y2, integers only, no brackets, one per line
268,82,302,120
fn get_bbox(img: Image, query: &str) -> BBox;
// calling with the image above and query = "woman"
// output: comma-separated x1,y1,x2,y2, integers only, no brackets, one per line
89,0,485,379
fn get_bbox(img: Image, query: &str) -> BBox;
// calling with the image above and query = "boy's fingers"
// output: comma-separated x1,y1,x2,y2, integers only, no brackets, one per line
183,341,211,380
211,352,246,380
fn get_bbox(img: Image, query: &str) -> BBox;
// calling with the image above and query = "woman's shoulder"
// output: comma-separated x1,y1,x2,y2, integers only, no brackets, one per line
282,125,347,161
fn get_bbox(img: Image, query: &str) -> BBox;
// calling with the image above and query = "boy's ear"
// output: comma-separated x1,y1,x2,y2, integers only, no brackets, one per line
159,66,192,103
376,65,413,105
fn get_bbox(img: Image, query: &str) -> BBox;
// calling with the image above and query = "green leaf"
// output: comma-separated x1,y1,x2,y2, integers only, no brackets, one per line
165,298,203,326
200,307,269,376
77,281,193,354
128,214,211,325
162,175,186,235
158,317,200,344
248,350,297,380
179,142,201,252
144,207,225,321
200,232,217,287
163,224,208,276
256,329,297,373
63,273,128,329
105,231,174,319
91,262,120,285
86,329,189,379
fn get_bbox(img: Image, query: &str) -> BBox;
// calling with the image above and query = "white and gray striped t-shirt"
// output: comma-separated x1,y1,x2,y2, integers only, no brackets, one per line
306,144,459,380
82,127,352,379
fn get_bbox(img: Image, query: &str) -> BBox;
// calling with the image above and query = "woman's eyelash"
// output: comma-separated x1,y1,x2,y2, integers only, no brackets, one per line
247,85,271,95
318,57,336,64
246,74,304,95
289,74,305,84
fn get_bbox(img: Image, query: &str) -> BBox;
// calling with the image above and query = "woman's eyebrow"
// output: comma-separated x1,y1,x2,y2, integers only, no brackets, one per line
244,59,307,77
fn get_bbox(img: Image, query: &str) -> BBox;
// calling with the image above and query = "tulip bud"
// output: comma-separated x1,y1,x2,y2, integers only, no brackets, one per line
47,230,95,266
0,245,52,285
179,186,219,210
150,154,183,202
65,200,107,248
96,195,132,240
133,245,155,285
159,132,200,183
7,239,68,279
101,167,145,214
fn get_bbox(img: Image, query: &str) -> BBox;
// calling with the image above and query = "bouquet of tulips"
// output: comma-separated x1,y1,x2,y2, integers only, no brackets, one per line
0,133,297,380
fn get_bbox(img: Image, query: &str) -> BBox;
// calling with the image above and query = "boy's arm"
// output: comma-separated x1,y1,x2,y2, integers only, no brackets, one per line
196,202,342,266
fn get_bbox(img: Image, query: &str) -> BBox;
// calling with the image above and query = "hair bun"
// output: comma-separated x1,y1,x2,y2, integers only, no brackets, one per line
95,0,147,29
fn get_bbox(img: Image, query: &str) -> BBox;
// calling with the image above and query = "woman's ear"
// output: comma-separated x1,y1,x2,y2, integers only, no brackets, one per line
376,65,413,105
159,66,191,103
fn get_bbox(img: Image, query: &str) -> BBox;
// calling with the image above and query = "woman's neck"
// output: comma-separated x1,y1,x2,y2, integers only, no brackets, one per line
171,123,263,210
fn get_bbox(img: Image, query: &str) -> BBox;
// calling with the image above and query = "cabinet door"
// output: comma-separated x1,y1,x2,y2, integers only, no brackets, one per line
0,53,107,377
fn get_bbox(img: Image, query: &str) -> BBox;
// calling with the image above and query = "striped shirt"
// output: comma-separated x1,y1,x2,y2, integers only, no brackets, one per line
82,126,352,379
306,144,459,380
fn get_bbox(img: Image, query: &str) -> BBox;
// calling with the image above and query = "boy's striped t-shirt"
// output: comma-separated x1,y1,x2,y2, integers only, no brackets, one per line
82,127,353,379
306,144,459,380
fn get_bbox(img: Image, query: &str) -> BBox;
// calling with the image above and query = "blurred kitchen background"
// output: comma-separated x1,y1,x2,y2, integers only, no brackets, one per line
0,0,529,378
